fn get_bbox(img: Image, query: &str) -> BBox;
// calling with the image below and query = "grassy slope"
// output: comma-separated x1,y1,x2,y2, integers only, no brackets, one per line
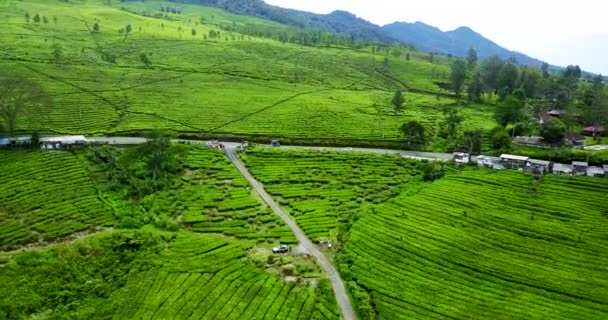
0,0,495,144
344,169,608,319
241,149,608,319
0,146,341,319
0,150,114,251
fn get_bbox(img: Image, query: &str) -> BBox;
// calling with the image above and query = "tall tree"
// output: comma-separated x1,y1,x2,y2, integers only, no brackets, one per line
466,47,478,70
33,13,40,24
25,12,30,23
467,73,483,102
0,78,51,136
497,62,519,98
443,108,463,137
494,95,524,127
93,23,100,33
541,62,550,78
450,58,467,96
589,75,607,134
392,90,405,112
400,121,425,146
480,55,504,94
463,130,482,155
541,118,567,144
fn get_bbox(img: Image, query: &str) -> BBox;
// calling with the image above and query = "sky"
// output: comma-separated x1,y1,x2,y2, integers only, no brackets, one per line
264,0,608,74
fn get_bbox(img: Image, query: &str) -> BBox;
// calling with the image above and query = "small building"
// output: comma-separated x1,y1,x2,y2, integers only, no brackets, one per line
0,138,10,148
587,166,605,177
477,156,504,170
565,132,586,147
40,135,87,150
453,152,470,165
572,161,589,176
500,154,529,169
526,159,551,175
547,110,562,117
582,126,606,137
552,163,572,175
271,140,281,147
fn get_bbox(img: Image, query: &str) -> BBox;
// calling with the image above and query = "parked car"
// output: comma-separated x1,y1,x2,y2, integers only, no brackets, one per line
271,140,281,147
206,140,221,149
272,245,288,254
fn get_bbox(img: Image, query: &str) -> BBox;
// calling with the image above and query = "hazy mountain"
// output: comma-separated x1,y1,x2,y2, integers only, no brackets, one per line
382,22,548,67
170,0,551,67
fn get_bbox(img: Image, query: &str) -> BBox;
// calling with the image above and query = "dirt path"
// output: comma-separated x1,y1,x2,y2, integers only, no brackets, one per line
0,228,111,255
224,147,358,320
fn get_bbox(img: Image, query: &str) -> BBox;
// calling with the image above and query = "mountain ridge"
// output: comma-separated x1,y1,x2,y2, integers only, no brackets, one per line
168,0,551,67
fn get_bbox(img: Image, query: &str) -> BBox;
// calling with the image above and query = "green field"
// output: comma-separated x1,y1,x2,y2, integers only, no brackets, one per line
0,150,114,250
0,0,495,145
239,149,608,319
241,148,421,241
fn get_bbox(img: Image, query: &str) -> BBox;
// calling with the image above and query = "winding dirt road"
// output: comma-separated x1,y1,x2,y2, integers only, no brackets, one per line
223,146,358,320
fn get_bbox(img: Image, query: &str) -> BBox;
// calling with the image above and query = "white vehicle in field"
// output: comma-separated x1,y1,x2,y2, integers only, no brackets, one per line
272,245,288,254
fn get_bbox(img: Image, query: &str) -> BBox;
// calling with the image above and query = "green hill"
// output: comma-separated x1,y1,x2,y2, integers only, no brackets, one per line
0,0,495,146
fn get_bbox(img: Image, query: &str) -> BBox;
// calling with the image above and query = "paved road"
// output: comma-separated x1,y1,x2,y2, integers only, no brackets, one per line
223,146,358,320
90,137,452,162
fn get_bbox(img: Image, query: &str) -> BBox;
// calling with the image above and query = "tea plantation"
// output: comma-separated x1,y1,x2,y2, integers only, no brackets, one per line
0,0,495,143
341,170,608,319
0,150,114,251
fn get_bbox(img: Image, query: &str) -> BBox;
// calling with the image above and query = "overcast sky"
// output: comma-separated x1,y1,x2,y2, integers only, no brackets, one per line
264,0,608,74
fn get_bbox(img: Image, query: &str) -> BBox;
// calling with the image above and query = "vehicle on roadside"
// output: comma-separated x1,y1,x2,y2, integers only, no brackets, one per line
271,140,281,147
272,245,288,254
343,147,353,151
206,140,221,149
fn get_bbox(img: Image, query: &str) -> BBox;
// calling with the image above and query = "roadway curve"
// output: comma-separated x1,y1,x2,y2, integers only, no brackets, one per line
223,146,358,320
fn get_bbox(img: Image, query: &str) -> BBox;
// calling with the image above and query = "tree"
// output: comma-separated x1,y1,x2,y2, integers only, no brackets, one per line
463,130,482,155
125,24,132,34
497,62,519,98
93,23,100,33
466,47,478,70
541,118,567,144
400,121,425,146
490,126,511,151
25,13,30,23
405,52,411,61
42,16,49,24
0,78,51,137
450,58,467,96
563,65,582,79
588,75,608,134
191,28,197,36
480,56,504,94
139,52,151,68
392,90,405,112
443,108,463,137
51,43,63,64
467,72,483,102
33,13,40,24
495,95,524,127
541,62,550,78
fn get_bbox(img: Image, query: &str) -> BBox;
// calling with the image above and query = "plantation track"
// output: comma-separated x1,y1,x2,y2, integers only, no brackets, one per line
224,146,358,320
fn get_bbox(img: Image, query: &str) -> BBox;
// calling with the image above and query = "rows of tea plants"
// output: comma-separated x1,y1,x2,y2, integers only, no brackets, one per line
341,169,608,319
140,146,296,243
241,148,420,240
114,232,341,320
0,151,114,250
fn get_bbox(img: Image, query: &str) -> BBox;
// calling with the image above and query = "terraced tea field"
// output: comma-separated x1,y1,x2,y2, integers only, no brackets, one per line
141,146,296,243
0,151,114,250
241,148,421,241
342,170,608,319
113,232,340,320
0,0,495,144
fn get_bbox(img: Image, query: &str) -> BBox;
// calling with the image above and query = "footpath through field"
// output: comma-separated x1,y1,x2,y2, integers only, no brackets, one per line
223,146,358,320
